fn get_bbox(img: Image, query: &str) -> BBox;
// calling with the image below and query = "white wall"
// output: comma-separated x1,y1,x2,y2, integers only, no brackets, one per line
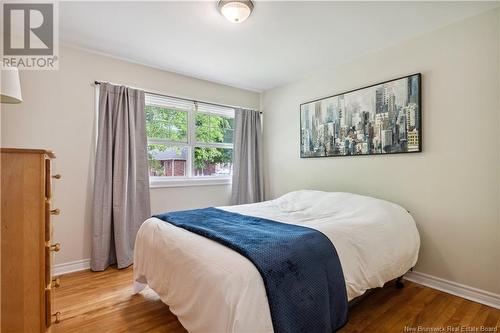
1,8,498,297
0,46,260,265
262,9,500,294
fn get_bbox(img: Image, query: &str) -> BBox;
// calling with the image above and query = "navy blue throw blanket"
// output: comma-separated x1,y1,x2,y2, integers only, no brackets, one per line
154,207,348,333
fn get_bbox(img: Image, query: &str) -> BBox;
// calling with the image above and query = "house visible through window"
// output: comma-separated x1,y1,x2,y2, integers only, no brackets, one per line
145,93,234,185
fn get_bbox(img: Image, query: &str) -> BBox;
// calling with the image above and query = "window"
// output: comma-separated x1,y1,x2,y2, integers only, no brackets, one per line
145,94,234,187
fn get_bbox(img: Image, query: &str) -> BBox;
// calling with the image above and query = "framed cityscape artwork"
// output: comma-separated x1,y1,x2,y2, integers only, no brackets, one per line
300,73,421,158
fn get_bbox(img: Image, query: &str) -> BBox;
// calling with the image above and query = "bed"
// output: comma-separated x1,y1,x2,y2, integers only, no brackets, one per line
133,190,420,333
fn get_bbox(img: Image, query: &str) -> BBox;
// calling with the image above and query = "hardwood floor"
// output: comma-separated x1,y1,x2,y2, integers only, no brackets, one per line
50,267,185,333
51,267,500,333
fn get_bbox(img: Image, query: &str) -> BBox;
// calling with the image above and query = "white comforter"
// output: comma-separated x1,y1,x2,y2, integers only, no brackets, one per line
133,190,420,333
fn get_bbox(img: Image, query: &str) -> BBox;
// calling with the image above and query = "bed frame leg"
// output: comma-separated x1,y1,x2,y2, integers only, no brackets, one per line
395,276,405,289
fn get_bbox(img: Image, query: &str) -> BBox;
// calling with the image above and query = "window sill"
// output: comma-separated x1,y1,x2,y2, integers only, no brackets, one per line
149,177,232,188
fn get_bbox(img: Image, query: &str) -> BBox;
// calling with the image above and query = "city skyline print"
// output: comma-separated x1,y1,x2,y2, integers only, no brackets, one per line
300,74,421,158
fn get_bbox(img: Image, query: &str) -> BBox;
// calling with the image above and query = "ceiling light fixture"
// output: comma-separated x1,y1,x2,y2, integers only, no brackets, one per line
217,0,254,24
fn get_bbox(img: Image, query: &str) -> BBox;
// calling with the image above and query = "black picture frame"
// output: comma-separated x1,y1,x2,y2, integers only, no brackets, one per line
300,73,422,158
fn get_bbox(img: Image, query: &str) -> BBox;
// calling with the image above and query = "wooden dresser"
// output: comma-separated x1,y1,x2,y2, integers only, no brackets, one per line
1,148,61,332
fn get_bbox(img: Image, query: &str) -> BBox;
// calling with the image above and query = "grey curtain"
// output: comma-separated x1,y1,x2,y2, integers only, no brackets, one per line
91,83,151,271
230,109,264,205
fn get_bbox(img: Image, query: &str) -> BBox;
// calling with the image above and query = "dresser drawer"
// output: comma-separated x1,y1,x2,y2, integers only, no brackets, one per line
45,158,51,199
45,201,51,241
45,287,60,328
45,203,60,242
45,244,52,286
45,288,52,328
45,242,60,285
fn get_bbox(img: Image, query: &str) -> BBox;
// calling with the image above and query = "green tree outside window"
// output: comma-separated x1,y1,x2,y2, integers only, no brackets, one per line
146,105,233,175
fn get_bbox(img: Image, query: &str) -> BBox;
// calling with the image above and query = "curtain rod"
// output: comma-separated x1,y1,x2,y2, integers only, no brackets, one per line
94,80,261,113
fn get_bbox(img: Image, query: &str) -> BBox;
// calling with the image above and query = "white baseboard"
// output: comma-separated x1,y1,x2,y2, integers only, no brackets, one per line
405,271,500,309
53,258,91,276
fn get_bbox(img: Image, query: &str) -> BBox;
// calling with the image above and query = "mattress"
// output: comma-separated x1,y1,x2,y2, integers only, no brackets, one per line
133,190,420,333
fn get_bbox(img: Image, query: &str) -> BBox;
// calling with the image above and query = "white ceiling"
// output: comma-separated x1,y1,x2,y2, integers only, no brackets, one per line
60,1,498,91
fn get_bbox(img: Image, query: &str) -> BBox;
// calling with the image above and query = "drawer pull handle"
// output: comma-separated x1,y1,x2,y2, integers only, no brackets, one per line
52,174,62,179
53,311,61,324
52,277,61,288
50,208,60,215
49,243,61,252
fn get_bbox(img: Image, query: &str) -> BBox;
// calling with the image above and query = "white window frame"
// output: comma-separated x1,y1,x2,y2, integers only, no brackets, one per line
146,94,234,188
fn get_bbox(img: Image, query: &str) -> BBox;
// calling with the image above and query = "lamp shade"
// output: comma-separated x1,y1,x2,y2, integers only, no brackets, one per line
1,66,22,104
